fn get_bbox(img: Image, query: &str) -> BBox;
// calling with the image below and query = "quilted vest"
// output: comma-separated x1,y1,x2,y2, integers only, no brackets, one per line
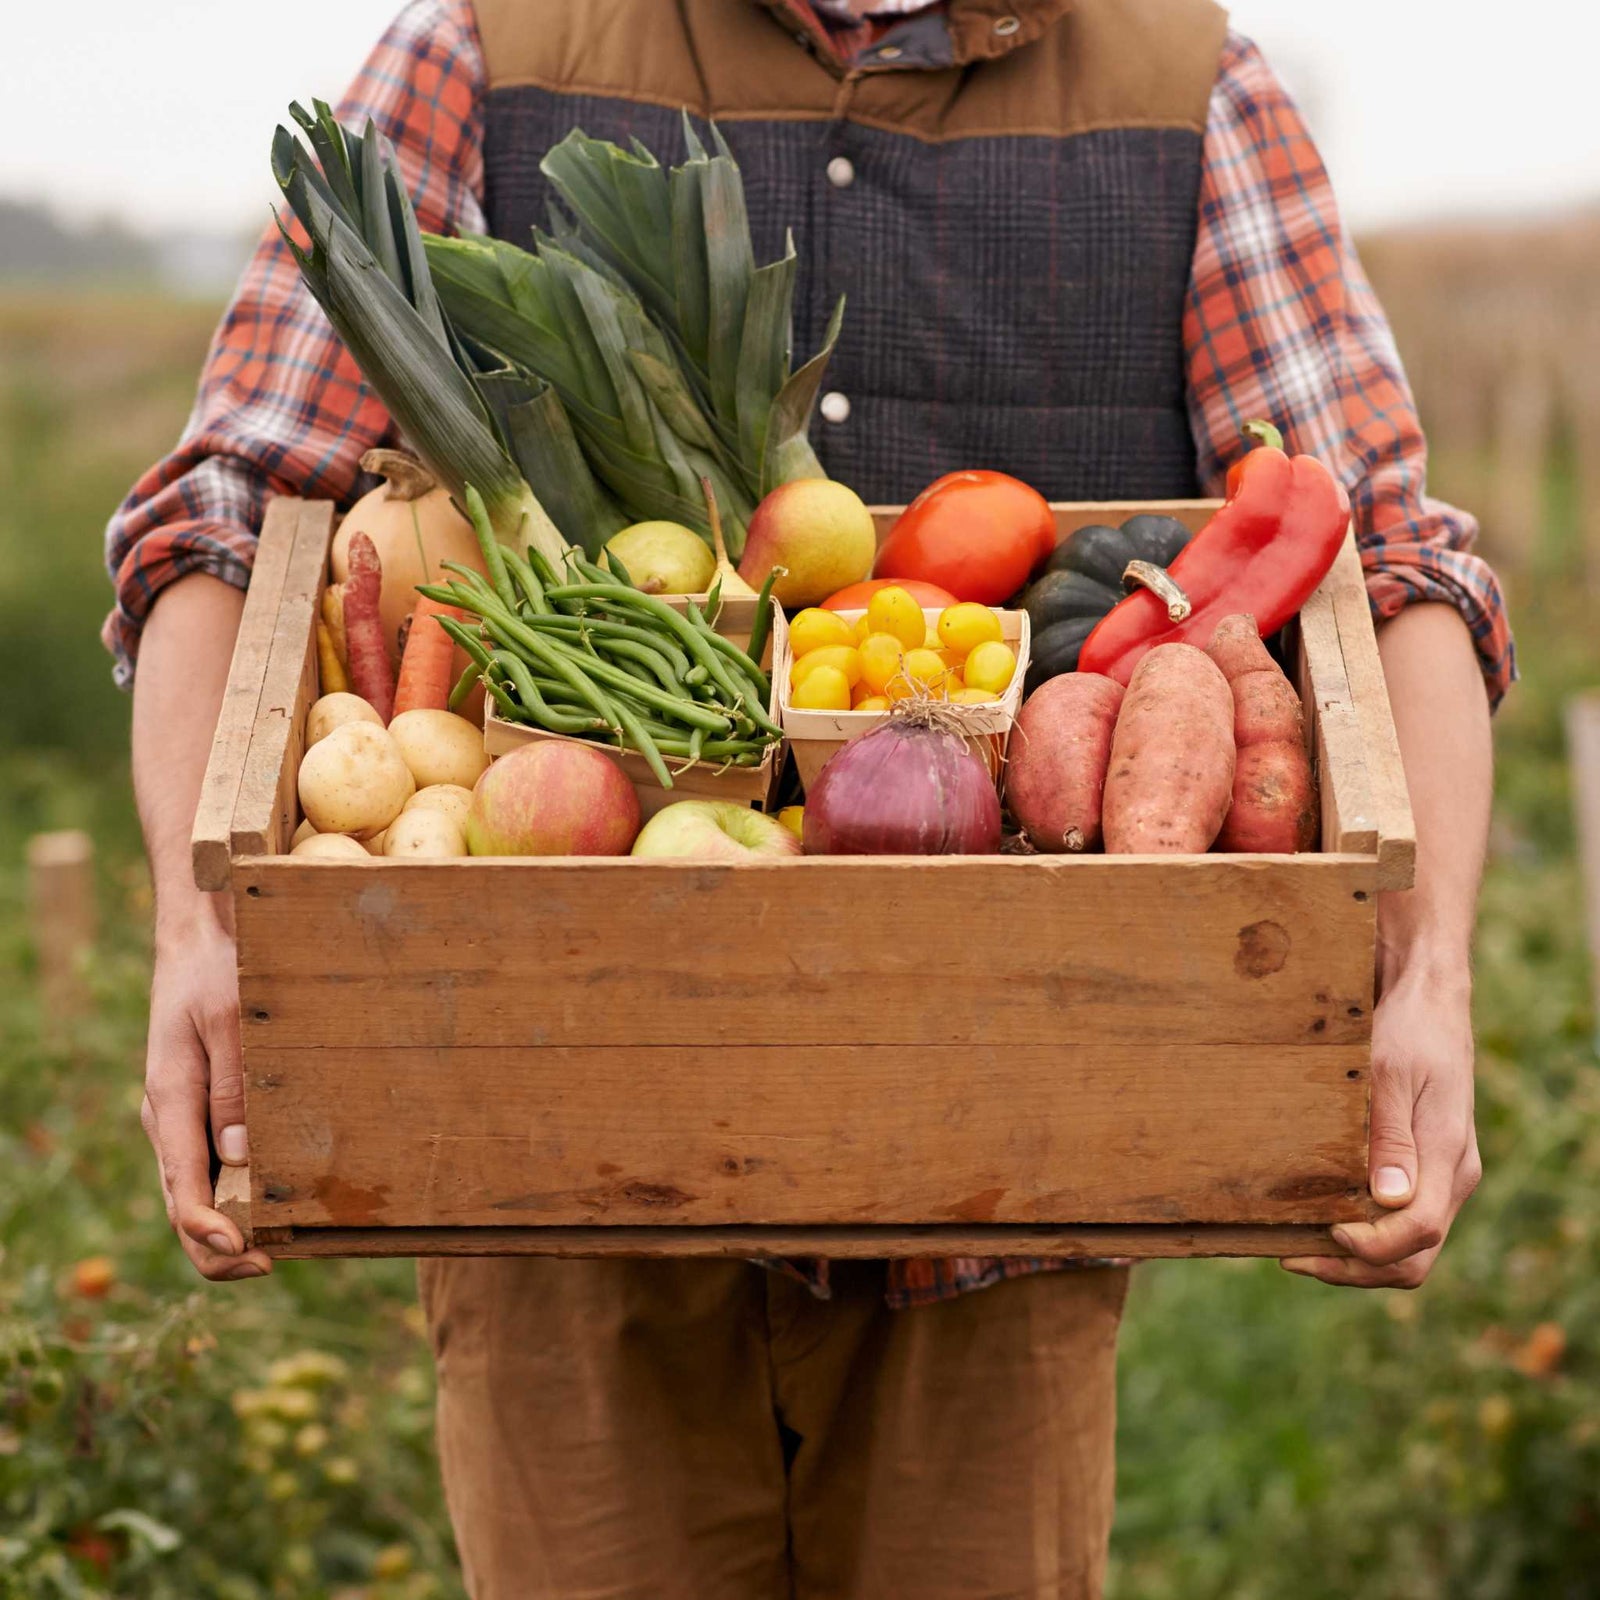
471,0,1228,504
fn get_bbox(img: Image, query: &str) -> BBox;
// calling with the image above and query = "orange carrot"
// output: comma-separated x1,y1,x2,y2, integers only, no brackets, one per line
393,592,465,716
343,532,395,722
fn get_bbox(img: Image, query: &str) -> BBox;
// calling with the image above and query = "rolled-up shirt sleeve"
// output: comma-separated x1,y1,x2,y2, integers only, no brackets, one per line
1185,31,1514,706
102,0,487,687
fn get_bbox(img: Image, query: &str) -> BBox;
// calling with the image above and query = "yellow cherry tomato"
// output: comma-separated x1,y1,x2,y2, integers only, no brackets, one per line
866,586,927,651
789,607,856,657
791,664,852,711
853,613,873,644
963,639,1016,695
903,647,953,693
949,686,997,705
937,602,1004,657
936,646,967,672
777,805,805,837
857,631,905,695
854,694,892,713
791,645,862,691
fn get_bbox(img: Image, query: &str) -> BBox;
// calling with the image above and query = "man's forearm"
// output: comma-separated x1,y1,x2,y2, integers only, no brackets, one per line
131,573,245,941
1375,602,1494,986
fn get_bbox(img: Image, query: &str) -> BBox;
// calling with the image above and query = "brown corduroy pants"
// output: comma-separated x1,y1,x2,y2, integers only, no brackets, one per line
417,1257,1130,1600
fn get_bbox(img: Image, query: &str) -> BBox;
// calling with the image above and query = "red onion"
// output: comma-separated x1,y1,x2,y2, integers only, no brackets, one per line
802,703,1002,855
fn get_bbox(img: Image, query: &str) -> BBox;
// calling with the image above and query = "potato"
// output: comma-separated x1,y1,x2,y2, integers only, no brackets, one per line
404,783,474,831
290,832,370,860
1102,644,1235,854
289,817,317,850
387,709,491,791
1006,672,1124,852
305,691,383,748
297,721,414,839
383,808,468,859
363,829,389,856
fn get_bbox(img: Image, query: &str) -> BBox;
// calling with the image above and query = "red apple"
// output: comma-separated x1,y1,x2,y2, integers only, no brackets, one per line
467,742,640,856
630,800,802,862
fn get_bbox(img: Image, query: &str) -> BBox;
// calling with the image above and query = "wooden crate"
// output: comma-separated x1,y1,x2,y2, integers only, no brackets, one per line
194,496,1414,1262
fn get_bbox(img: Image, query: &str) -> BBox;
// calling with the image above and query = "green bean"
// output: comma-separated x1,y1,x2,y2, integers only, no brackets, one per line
543,583,782,736
744,563,782,666
438,560,498,600
464,485,517,611
601,544,635,587
685,600,773,705
478,614,624,733
447,662,480,714
477,605,733,733
492,651,608,736
501,548,551,617
609,698,673,789
515,614,694,679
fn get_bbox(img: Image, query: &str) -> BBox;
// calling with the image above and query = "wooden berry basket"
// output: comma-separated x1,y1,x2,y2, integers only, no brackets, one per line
193,495,1414,1263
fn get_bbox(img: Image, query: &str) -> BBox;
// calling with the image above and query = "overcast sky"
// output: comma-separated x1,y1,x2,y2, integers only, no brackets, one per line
6,1,1596,235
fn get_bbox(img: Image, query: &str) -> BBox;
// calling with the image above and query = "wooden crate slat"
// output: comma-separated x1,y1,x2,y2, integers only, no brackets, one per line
253,1220,1350,1261
1296,535,1380,856
236,853,1376,1050
1325,536,1418,890
190,501,300,891
244,1039,1371,1230
230,501,335,863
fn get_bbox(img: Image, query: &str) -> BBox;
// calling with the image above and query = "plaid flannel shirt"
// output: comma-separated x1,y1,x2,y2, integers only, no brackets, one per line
105,0,1513,1308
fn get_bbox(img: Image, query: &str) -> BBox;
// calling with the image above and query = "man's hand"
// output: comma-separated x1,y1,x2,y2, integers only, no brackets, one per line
142,897,272,1281
1282,959,1480,1288
132,573,272,1282
1283,601,1494,1292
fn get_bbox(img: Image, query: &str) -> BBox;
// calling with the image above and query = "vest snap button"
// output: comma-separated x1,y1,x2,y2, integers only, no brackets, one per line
820,392,852,425
826,157,856,189
993,15,1021,35
877,44,903,60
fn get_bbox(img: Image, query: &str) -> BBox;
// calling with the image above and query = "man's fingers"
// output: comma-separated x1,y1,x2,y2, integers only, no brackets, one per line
1333,1146,1455,1266
1367,1060,1420,1208
146,1063,245,1260
1281,1250,1437,1290
200,999,249,1165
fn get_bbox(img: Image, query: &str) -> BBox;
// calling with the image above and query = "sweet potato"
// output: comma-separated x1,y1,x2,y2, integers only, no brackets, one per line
1102,643,1234,853
1206,614,1316,853
1006,672,1124,852
342,532,396,723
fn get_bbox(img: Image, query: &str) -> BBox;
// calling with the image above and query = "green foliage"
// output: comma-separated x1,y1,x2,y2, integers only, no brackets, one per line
1,293,1594,1597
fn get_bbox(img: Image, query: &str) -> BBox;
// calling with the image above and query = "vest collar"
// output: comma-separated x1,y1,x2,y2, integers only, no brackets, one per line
756,0,1075,72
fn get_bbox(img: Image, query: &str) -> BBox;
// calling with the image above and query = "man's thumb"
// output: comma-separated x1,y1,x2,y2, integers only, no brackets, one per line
1368,1073,1417,1208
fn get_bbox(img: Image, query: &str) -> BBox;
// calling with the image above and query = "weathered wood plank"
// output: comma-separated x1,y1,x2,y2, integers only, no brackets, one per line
257,1220,1353,1261
245,1039,1371,1230
191,500,300,891
231,501,335,864
214,1163,253,1243
1297,539,1379,857
235,854,1377,1049
1326,535,1418,890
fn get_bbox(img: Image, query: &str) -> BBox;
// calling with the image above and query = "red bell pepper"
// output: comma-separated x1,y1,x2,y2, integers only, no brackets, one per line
1078,422,1351,684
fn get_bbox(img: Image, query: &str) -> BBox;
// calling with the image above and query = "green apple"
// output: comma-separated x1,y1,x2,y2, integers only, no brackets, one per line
630,800,801,862
605,520,717,595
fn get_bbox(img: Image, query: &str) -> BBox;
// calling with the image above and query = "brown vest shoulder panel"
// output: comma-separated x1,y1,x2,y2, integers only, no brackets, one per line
471,0,1229,142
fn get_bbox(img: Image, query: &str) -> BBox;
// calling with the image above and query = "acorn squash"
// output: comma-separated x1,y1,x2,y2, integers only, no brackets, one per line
1022,514,1192,691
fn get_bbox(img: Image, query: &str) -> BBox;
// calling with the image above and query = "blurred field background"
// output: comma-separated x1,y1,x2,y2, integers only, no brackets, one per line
4,115,1600,1600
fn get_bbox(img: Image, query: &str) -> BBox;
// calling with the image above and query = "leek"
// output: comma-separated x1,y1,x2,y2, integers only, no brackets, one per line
539,119,845,497
271,102,573,562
